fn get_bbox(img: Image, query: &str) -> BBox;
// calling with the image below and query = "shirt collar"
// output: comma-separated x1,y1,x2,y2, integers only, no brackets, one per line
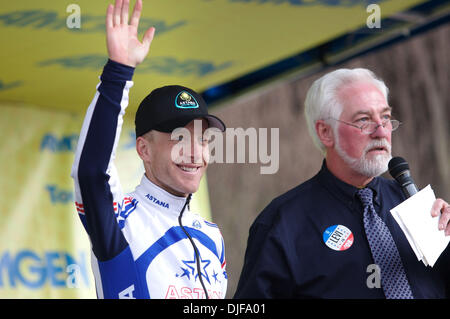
136,174,190,214
317,159,381,206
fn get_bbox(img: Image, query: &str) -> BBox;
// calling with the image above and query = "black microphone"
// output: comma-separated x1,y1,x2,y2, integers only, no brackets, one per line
388,157,419,198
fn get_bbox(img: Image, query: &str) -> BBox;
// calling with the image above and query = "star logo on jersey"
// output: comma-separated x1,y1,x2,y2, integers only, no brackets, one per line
114,197,138,229
212,270,220,284
176,267,192,280
175,253,211,284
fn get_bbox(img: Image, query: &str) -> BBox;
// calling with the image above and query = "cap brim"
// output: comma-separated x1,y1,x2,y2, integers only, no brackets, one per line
204,115,226,132
153,115,226,133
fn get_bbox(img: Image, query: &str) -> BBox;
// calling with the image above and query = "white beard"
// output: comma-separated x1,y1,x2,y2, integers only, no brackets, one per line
335,133,392,178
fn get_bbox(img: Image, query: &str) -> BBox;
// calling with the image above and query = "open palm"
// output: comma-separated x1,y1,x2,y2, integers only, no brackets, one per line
106,0,155,67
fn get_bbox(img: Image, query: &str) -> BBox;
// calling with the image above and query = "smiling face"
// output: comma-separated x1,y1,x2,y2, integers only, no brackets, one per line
322,81,393,186
136,119,209,197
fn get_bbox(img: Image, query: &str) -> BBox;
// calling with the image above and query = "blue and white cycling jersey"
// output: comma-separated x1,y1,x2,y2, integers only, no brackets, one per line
71,59,227,299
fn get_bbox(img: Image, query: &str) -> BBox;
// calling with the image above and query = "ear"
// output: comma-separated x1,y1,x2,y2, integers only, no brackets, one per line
136,136,152,162
315,120,335,149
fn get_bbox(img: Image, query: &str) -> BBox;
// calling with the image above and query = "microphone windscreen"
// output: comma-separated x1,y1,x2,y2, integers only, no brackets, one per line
388,157,409,178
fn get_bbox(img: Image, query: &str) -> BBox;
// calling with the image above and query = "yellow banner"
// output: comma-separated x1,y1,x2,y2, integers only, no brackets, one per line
0,0,425,115
0,102,211,298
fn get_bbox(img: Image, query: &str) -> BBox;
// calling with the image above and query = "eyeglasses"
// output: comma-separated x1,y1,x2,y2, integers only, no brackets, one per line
328,118,401,135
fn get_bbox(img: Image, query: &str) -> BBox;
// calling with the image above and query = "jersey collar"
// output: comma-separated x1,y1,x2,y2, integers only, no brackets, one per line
137,174,191,214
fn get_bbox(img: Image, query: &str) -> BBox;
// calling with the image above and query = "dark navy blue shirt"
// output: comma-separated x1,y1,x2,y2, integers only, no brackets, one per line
234,161,450,298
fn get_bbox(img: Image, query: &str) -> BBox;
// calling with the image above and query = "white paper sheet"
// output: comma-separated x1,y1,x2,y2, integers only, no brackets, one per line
390,185,450,267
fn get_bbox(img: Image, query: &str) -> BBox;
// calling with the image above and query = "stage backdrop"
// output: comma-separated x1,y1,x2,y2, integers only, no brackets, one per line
0,0,425,115
0,102,212,298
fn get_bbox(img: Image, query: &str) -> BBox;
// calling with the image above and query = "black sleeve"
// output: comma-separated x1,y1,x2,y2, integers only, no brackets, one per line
234,209,295,299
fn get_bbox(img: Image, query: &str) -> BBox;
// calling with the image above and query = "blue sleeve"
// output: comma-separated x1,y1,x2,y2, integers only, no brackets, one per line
71,59,135,262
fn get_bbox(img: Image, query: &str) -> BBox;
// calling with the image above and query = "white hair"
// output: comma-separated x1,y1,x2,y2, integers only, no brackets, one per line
304,68,389,155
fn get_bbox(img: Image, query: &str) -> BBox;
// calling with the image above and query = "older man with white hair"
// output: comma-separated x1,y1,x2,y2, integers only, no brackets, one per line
234,68,450,299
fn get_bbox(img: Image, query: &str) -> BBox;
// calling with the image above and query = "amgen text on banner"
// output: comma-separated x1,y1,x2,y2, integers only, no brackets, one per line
0,250,89,289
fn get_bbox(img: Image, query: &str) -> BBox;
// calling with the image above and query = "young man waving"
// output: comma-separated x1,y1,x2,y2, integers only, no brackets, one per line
71,0,227,299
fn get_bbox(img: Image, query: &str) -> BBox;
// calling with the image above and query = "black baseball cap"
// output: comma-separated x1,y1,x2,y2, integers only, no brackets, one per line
135,85,226,137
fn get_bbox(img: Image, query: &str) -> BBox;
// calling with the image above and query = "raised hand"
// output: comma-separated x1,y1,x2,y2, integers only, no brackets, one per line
106,0,155,67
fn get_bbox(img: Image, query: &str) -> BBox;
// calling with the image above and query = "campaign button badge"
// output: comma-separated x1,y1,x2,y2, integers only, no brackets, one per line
323,225,354,251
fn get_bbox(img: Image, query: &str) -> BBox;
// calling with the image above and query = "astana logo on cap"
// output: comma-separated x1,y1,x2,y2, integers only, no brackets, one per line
175,91,199,109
